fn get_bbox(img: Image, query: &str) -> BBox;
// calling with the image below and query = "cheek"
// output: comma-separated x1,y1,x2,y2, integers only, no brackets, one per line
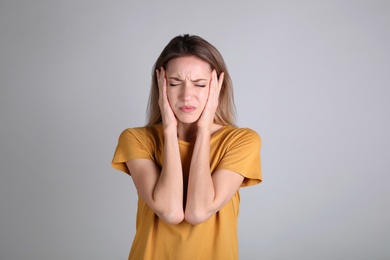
166,89,175,103
200,88,210,104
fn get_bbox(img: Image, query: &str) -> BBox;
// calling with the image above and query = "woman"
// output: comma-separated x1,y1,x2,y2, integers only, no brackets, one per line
112,34,261,260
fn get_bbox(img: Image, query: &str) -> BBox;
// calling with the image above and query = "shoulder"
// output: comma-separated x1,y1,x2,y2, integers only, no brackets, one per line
217,126,261,144
211,126,261,153
112,126,164,173
118,127,146,143
120,126,145,136
119,124,163,141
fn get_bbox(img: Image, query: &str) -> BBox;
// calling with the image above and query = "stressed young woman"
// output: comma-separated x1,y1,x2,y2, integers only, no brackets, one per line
112,34,262,260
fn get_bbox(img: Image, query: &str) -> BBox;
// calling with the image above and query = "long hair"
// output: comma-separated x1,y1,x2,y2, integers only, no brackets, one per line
146,34,236,127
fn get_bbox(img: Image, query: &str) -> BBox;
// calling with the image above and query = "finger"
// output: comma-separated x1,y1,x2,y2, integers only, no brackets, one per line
156,68,160,79
156,69,163,101
156,69,166,105
157,68,167,96
214,71,223,103
211,70,221,102
161,68,167,95
158,68,166,86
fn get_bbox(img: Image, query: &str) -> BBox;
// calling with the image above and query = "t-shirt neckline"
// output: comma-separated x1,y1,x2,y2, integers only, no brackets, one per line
178,125,229,146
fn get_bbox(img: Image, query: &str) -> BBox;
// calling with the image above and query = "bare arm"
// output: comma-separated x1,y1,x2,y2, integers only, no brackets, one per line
126,128,183,224
184,70,244,225
126,68,184,224
184,129,244,225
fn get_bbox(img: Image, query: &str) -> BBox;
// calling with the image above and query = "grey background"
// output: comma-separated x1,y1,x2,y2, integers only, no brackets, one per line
1,0,389,259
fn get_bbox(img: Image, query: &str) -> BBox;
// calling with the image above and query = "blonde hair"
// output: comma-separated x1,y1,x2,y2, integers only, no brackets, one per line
146,34,236,127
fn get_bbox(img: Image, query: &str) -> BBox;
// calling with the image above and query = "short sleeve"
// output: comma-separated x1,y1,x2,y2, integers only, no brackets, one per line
111,128,153,175
217,128,262,187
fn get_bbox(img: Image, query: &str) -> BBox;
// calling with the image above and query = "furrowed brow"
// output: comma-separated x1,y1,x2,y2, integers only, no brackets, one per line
168,77,183,81
192,78,207,82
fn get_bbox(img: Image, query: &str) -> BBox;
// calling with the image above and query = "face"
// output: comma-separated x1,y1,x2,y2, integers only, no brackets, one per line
165,56,211,124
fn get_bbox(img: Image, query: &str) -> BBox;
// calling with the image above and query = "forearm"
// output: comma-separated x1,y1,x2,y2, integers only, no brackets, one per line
153,127,184,223
185,129,216,224
184,69,224,224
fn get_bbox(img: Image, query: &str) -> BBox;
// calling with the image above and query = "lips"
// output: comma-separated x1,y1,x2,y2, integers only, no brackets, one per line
179,106,196,113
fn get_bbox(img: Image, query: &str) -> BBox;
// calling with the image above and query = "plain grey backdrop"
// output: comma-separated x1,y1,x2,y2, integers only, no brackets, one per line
1,0,389,259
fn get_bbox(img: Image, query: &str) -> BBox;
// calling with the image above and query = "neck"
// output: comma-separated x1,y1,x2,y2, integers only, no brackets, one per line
177,122,198,142
176,122,224,142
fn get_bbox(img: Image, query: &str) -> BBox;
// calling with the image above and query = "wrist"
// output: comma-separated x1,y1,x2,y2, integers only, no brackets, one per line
196,127,212,138
197,122,213,134
163,125,178,136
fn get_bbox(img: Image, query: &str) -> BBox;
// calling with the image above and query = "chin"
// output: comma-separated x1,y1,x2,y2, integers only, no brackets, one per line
176,115,200,124
177,119,198,125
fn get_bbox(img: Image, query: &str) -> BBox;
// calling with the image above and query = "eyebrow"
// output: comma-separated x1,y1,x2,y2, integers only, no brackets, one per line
168,77,207,82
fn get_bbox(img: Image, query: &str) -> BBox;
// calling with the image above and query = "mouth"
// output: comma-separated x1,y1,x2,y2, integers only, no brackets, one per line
179,106,196,113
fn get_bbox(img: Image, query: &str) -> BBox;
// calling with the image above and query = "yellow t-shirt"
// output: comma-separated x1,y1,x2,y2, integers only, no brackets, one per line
112,124,261,260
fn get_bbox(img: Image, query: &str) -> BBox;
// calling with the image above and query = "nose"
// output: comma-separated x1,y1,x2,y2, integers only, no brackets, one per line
180,84,193,101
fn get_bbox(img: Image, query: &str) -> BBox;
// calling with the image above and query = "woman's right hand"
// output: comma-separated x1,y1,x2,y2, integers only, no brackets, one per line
157,67,177,129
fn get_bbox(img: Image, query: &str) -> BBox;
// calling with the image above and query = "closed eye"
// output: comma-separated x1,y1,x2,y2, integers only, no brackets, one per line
169,83,179,87
195,85,206,88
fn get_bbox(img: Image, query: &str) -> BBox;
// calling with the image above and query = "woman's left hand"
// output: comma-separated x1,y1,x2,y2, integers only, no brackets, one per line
197,69,224,132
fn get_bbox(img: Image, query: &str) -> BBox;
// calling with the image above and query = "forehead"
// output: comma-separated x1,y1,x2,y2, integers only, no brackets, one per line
166,56,211,77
